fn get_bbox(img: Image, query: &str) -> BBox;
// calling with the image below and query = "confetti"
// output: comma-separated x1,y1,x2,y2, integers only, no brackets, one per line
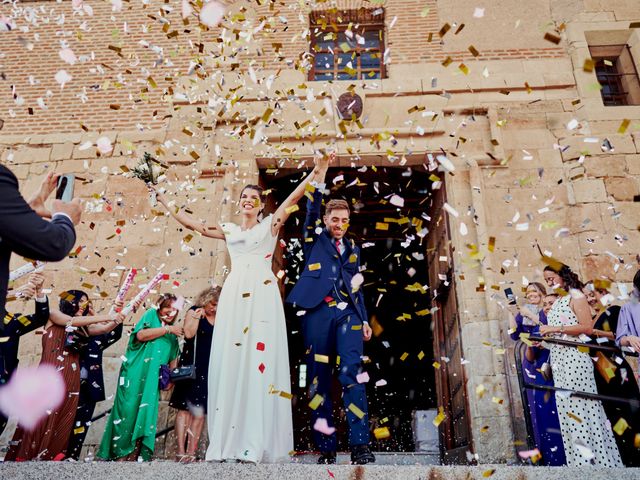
313,418,335,435
348,403,365,419
373,427,391,440
309,394,324,410
200,1,225,28
0,365,66,430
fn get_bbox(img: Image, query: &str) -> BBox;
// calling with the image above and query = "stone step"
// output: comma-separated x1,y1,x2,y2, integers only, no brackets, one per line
0,462,638,479
294,451,440,465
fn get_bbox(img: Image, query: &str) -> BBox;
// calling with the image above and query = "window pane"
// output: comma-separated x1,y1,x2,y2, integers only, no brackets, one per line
364,30,381,48
360,52,381,70
314,53,334,70
337,71,357,80
313,71,335,81
338,52,356,68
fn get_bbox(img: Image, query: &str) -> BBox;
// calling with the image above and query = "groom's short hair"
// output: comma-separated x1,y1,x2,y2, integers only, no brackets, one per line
325,199,350,215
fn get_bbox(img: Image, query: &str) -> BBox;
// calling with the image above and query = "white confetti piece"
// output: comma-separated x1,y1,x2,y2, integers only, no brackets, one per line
200,1,225,28
443,203,459,217
473,7,485,18
96,136,113,154
54,70,72,87
59,48,77,65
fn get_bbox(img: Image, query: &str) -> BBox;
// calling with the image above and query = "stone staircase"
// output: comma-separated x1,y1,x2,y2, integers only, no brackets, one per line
0,462,638,479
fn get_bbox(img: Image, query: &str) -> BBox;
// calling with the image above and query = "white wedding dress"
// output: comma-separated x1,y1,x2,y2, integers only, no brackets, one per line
205,214,294,463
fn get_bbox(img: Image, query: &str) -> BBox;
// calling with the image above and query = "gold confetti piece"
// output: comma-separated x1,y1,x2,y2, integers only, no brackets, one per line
416,309,430,317
433,408,446,427
438,23,451,37
583,58,595,72
285,205,299,214
634,433,640,448
308,263,322,271
314,354,329,363
400,352,409,361
480,425,489,433
418,351,425,360
373,427,391,439
348,254,358,264
483,469,496,478
494,348,505,355
492,397,504,405
279,391,293,400
261,108,273,122
432,361,440,369
371,318,384,337
309,394,324,410
618,119,630,134
441,56,452,67
183,234,193,243
468,45,479,57
488,236,496,252
348,403,365,419
242,293,251,298
567,412,582,423
243,327,249,334
146,76,157,88
544,32,561,44
459,63,469,75
17,315,31,326
375,222,389,231
476,384,486,398
351,324,362,331
613,418,629,436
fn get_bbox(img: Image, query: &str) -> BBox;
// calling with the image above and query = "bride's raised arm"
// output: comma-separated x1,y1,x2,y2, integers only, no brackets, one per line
271,153,332,237
150,185,226,241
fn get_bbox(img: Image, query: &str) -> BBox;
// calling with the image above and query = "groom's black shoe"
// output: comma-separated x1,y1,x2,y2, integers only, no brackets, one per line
317,451,336,464
350,445,375,465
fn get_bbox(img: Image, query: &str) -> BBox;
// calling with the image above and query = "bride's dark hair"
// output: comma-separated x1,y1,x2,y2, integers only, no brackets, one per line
543,263,584,290
240,184,266,219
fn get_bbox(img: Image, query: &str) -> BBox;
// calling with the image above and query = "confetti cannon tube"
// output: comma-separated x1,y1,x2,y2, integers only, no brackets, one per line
121,272,168,316
9,261,45,282
109,268,138,315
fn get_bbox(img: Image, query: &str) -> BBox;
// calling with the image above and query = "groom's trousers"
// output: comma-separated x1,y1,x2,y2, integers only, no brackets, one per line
302,299,370,452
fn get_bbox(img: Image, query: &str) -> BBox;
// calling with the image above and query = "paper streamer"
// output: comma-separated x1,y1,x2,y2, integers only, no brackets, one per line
9,261,45,282
110,268,138,315
121,272,168,316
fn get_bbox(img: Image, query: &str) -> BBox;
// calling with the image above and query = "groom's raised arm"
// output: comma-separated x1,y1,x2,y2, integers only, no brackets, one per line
302,188,323,259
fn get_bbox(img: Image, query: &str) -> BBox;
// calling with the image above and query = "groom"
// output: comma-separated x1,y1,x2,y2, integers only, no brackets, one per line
287,158,375,465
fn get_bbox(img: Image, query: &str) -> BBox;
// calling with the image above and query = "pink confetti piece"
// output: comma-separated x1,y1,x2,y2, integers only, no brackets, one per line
200,1,225,27
356,371,370,384
59,48,77,65
55,70,72,88
313,418,336,436
518,448,540,459
96,136,113,154
0,365,65,430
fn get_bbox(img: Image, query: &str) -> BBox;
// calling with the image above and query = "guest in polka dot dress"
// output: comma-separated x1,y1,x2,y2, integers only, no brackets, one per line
539,263,622,467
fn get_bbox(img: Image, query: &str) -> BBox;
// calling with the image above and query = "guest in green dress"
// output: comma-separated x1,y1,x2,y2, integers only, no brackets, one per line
98,294,183,461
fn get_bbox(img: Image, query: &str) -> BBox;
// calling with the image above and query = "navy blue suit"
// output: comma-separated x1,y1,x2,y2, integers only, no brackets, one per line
287,189,370,451
66,324,123,459
0,165,76,323
0,298,50,435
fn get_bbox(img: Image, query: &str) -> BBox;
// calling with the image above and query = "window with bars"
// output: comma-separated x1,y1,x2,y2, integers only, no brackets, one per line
309,9,386,81
590,44,640,106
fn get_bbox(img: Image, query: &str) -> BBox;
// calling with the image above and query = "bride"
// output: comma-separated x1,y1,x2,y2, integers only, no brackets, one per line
153,154,331,462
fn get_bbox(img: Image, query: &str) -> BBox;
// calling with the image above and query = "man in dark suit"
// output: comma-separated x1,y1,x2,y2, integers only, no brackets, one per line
66,322,123,459
287,161,375,465
0,273,50,436
0,166,80,326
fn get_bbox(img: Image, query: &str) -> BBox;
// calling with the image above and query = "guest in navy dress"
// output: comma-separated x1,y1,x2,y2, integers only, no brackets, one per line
169,287,219,462
508,282,566,466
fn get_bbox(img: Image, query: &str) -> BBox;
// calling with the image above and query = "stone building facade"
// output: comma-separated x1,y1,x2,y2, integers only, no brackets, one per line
1,0,640,464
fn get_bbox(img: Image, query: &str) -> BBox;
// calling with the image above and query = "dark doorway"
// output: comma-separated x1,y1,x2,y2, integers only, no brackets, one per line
260,164,440,454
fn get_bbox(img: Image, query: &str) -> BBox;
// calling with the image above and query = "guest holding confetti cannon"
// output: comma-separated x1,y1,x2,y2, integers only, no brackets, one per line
4,290,125,461
506,283,565,466
151,153,329,463
583,280,640,467
169,287,220,462
97,294,182,461
0,272,49,437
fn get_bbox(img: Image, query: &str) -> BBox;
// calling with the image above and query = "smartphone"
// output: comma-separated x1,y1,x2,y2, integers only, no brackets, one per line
55,174,75,202
504,288,517,305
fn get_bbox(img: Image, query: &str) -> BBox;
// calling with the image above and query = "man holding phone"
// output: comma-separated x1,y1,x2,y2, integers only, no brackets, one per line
0,166,81,328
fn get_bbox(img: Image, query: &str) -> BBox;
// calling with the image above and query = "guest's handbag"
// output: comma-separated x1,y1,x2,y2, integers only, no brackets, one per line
170,335,197,382
64,326,90,353
159,364,172,390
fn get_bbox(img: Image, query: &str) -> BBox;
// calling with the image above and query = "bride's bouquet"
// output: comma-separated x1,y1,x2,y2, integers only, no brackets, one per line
129,152,165,206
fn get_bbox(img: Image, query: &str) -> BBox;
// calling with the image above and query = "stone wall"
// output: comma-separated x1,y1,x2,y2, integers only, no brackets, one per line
1,0,640,465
